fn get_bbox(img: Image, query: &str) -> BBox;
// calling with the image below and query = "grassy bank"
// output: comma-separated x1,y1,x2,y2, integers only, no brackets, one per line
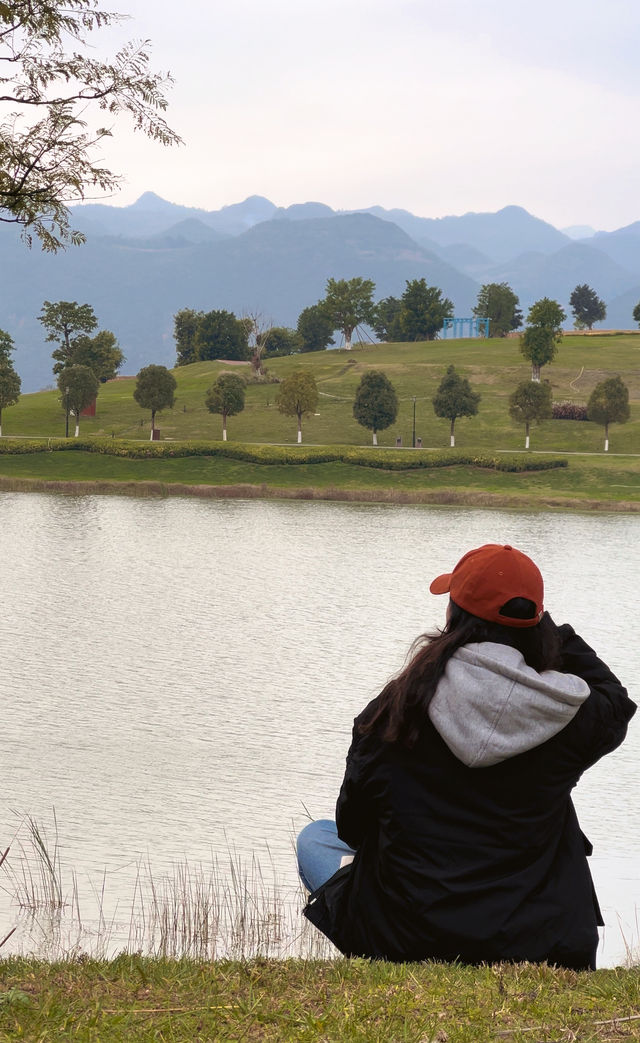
0,447,637,510
1,956,639,1041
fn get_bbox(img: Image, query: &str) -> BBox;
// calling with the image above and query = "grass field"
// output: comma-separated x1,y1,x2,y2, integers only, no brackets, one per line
2,335,639,508
0,956,639,1042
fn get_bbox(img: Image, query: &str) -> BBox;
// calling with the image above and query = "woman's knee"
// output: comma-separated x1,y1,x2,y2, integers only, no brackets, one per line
296,818,336,859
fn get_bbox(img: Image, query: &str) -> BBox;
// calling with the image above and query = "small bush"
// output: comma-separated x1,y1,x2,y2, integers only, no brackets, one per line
552,401,588,421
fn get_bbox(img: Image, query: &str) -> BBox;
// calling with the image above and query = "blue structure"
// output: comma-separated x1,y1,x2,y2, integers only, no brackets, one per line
441,317,490,339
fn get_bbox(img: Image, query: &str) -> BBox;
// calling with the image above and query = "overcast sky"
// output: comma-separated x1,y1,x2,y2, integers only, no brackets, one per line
96,0,640,231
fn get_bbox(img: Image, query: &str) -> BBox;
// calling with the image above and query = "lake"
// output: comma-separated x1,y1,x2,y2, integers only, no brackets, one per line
0,493,638,965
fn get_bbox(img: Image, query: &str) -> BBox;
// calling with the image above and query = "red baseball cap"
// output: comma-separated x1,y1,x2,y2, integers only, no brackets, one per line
429,544,544,628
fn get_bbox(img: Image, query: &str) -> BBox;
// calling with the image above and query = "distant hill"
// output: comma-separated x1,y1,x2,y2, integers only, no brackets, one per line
586,223,640,278
563,225,597,240
3,192,640,390
601,284,640,329
69,192,277,239
484,242,639,317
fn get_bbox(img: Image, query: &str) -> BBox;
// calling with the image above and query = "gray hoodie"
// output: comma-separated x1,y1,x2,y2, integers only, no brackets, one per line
428,641,591,768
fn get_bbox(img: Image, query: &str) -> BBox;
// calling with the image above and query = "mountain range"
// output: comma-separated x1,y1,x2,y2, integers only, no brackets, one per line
3,192,640,391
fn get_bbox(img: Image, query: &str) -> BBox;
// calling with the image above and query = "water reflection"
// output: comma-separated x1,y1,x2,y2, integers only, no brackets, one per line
0,493,638,963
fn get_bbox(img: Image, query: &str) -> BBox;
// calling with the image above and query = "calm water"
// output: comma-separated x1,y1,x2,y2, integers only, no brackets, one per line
0,493,638,964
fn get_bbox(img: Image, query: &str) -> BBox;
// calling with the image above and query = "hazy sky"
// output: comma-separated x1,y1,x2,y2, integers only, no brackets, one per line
96,0,640,231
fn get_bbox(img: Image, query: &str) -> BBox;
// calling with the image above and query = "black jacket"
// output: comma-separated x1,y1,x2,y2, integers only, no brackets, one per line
304,626,635,968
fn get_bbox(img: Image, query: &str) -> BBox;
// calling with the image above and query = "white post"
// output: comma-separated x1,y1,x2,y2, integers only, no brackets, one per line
74,419,79,438
604,438,609,452
372,432,378,446
525,434,530,450
450,434,455,448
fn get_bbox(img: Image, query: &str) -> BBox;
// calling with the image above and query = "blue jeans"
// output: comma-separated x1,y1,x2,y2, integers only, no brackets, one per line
296,819,356,893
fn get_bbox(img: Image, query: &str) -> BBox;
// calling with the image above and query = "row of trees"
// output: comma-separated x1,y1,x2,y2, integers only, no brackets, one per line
201,363,630,451
173,277,456,366
172,279,619,373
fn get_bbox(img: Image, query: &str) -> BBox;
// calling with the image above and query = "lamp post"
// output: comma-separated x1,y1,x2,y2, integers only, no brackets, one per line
64,387,69,438
412,396,416,449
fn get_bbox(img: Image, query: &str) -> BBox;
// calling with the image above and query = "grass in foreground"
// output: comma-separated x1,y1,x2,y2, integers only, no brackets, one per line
0,956,640,1042
1,818,639,1041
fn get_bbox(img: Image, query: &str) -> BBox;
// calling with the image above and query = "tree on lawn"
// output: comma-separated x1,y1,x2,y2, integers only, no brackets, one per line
353,370,398,446
0,0,181,251
432,365,480,447
0,329,16,366
174,308,203,366
569,285,606,330
399,279,453,341
297,303,335,353
39,300,98,374
261,327,302,357
633,301,640,328
241,309,273,376
473,283,523,338
275,371,318,443
520,297,566,381
371,296,403,341
134,364,177,440
71,330,124,382
205,373,246,441
508,380,552,450
0,363,21,437
57,365,98,437
321,277,375,350
587,376,630,452
194,310,250,362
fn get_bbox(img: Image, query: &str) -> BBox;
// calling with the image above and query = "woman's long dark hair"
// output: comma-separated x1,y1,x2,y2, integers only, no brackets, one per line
359,599,562,748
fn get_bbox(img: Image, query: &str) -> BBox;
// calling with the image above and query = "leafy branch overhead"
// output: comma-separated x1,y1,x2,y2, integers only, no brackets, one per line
0,0,182,250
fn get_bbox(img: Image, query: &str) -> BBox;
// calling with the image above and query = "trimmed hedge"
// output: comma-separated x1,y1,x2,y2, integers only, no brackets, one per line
552,401,589,421
0,438,568,473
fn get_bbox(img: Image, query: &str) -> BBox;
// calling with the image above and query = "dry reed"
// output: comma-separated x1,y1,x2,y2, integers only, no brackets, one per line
0,814,334,961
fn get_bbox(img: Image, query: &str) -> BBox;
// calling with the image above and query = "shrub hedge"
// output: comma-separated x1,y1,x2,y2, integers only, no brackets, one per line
552,401,589,421
0,439,568,472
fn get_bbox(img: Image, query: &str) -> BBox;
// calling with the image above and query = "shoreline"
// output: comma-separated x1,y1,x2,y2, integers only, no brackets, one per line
0,474,638,512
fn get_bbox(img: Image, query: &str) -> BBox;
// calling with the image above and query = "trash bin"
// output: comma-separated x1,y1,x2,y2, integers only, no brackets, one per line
152,429,161,441
396,437,402,447
416,437,423,449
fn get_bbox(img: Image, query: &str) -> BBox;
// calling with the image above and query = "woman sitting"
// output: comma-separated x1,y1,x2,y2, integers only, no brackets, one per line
297,543,635,969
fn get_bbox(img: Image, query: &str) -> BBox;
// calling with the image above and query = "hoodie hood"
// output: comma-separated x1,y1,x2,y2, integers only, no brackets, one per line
428,642,590,768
